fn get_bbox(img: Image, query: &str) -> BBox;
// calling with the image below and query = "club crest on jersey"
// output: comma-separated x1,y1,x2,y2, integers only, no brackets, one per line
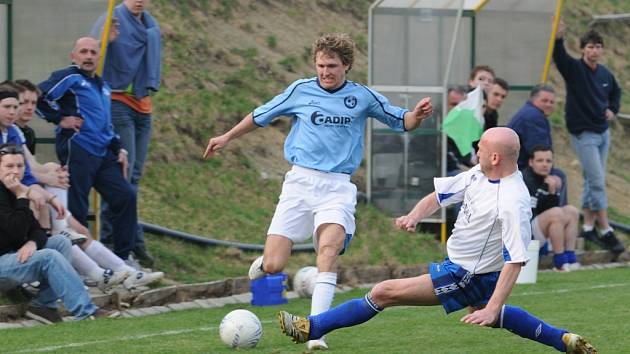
311,111,353,127
344,95,357,109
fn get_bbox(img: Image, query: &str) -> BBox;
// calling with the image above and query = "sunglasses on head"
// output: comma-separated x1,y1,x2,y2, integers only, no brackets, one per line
0,144,24,155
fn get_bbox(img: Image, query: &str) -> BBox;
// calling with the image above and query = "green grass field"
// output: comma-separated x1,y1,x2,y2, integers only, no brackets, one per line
2,267,629,353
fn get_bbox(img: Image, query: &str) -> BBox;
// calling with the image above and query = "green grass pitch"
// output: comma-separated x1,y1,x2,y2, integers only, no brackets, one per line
3,267,629,353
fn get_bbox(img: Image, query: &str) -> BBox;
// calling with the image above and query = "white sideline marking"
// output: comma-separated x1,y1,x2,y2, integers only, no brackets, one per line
13,320,275,353
512,282,630,297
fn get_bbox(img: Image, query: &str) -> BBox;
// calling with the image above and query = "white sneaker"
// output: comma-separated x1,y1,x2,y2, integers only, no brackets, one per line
124,254,142,270
307,337,329,351
123,270,164,289
248,256,266,280
567,262,581,271
97,269,129,291
554,263,571,272
58,228,88,245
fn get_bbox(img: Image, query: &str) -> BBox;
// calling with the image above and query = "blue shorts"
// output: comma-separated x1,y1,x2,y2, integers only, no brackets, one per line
429,258,500,314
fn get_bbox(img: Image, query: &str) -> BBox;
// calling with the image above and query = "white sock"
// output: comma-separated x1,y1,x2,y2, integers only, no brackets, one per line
599,227,614,234
582,224,594,232
84,240,134,273
310,272,337,316
45,186,68,205
50,215,70,234
71,245,104,281
46,186,69,233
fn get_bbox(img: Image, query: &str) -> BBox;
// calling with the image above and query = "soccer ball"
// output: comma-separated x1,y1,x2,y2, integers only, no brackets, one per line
293,266,318,298
219,309,262,348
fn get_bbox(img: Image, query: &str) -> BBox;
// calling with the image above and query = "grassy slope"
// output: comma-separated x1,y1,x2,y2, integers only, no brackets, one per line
139,0,630,284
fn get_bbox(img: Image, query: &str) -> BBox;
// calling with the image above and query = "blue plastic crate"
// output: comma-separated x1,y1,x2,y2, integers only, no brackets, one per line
250,273,288,306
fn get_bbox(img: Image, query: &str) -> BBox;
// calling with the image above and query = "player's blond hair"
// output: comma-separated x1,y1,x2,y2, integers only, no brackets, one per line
312,33,355,72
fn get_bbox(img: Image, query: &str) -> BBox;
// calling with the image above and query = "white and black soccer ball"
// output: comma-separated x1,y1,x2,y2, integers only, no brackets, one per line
292,266,318,298
219,309,262,348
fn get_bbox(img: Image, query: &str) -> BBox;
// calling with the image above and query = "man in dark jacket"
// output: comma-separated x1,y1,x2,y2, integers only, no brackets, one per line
521,146,579,272
0,143,116,323
507,84,568,206
553,19,623,254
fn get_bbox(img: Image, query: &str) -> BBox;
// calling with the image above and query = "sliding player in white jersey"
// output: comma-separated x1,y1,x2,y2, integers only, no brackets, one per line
204,33,433,350
278,128,597,354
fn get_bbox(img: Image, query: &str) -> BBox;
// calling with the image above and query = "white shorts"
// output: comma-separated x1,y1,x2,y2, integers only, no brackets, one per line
531,216,546,243
268,165,357,253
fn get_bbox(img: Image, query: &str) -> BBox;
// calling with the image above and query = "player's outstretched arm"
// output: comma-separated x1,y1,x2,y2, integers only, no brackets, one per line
395,191,440,232
403,97,433,131
203,113,259,159
460,262,521,326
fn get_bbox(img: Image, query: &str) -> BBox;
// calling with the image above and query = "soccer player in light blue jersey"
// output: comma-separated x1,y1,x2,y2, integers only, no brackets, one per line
278,128,597,354
204,33,433,350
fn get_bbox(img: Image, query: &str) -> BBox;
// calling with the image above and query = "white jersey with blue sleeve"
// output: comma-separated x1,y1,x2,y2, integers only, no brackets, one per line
434,166,532,274
252,78,408,174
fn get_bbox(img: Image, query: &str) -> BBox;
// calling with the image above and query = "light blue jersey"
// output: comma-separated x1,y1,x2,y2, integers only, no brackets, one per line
253,78,408,174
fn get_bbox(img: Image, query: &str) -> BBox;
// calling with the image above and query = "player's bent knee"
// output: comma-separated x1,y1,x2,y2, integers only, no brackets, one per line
370,280,397,307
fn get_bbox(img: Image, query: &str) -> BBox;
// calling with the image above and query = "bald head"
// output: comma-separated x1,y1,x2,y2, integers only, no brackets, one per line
477,127,520,177
71,37,100,76
483,127,520,161
73,37,98,52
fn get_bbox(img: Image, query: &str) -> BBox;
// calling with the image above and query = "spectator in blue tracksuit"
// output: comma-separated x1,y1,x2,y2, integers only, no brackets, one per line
553,20,624,254
37,37,138,261
507,84,568,206
91,0,161,267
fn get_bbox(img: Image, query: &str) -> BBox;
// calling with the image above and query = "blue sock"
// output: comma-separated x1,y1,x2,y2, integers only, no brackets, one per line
495,305,567,351
564,250,576,264
553,253,567,269
539,241,549,257
308,293,382,340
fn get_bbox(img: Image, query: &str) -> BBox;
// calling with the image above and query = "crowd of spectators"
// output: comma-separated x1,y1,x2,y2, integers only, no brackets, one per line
0,0,162,324
444,23,624,271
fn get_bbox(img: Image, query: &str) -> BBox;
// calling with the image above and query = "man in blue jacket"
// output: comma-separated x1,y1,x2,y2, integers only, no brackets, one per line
37,37,138,261
91,0,161,267
553,20,623,254
507,84,568,206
